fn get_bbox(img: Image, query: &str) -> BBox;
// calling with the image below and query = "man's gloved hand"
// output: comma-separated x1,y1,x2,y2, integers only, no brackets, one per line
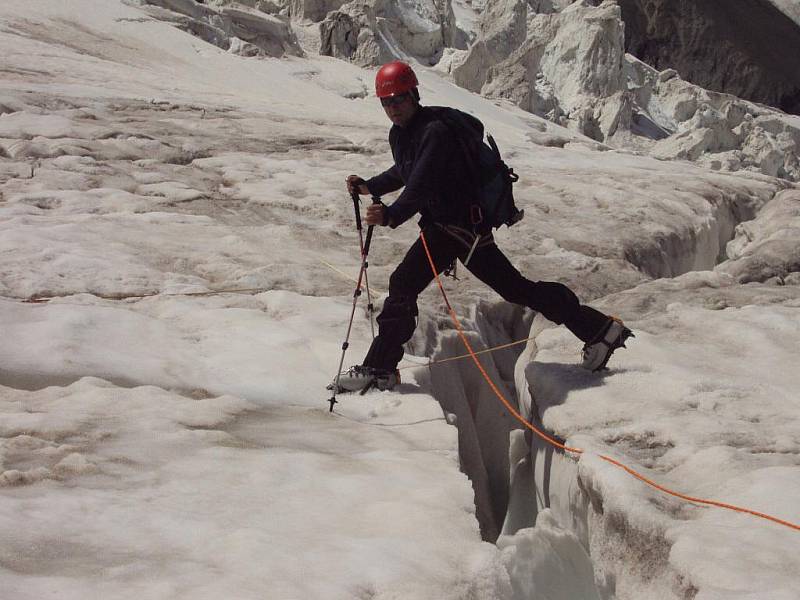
365,202,389,227
346,175,369,195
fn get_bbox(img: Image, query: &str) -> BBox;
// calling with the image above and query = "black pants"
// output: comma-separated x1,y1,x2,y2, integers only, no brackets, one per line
363,226,609,372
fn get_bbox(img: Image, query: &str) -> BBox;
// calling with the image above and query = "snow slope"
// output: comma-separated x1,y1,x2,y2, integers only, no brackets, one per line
1,1,798,599
769,0,800,26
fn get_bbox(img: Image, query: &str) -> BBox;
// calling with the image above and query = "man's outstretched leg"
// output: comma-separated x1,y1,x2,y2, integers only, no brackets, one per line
465,242,632,371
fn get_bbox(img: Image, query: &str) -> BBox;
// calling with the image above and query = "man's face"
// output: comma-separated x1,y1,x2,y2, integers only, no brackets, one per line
381,92,417,127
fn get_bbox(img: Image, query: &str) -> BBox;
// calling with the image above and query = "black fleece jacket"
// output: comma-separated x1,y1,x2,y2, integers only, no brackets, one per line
365,106,484,229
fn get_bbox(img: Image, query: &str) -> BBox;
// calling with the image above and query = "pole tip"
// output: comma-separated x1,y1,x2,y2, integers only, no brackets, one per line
328,396,337,412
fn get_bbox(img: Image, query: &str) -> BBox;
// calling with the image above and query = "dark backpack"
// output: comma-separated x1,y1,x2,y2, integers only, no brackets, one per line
435,108,524,234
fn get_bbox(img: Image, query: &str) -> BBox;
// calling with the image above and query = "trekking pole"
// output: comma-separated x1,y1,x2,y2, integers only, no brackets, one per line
360,197,380,339
328,193,382,412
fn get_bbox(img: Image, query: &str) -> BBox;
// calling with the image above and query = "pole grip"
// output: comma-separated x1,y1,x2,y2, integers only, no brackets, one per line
363,196,382,256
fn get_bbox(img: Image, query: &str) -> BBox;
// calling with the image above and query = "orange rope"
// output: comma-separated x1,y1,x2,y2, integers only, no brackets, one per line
419,231,800,533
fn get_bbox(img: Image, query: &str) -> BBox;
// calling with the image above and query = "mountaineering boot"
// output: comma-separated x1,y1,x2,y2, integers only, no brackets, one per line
327,365,399,394
581,317,634,372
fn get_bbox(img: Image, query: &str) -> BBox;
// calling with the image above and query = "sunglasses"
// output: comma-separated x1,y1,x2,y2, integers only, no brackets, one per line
380,93,410,107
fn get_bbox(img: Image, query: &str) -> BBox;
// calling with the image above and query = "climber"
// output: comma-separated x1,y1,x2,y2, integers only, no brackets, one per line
332,60,632,393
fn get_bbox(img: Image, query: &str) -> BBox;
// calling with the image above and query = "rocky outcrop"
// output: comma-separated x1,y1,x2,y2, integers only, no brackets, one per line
138,0,303,57
617,0,800,116
442,0,800,181
452,0,529,93
625,58,800,181
454,1,628,141
289,0,349,21
718,189,800,284
319,0,456,66
319,1,390,66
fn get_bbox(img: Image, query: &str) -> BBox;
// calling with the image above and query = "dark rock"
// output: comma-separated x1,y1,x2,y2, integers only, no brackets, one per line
618,0,800,115
319,12,358,60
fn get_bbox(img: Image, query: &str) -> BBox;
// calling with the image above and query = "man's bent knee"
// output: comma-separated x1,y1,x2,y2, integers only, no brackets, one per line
377,295,418,342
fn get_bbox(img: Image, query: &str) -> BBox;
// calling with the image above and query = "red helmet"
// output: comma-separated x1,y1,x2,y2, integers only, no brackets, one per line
375,61,419,98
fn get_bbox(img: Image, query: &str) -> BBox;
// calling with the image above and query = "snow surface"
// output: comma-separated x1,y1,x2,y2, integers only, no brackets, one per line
522,301,800,599
769,0,800,26
1,1,799,599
